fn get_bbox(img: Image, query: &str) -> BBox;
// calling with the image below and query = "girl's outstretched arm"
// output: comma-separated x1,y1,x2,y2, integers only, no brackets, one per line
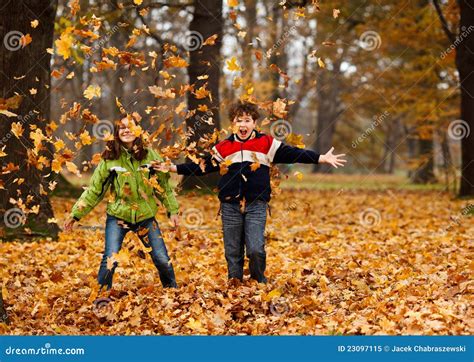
64,159,112,231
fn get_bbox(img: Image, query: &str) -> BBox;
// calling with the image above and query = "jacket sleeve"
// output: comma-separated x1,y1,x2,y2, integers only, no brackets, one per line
149,149,179,216
176,153,220,176
270,139,320,164
155,171,180,216
70,159,111,220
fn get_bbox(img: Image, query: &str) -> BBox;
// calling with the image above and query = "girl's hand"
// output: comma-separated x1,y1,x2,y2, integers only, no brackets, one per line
63,218,76,233
320,147,347,168
151,161,177,173
170,214,180,229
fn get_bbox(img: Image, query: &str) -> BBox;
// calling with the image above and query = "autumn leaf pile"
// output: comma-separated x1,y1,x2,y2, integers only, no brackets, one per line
0,186,472,335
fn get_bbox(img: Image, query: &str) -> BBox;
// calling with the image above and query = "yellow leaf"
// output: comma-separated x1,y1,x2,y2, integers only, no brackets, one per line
294,171,303,181
194,85,210,100
317,57,325,68
51,159,62,173
148,86,176,99
55,30,74,60
226,56,242,71
134,0,143,5
164,56,188,68
84,85,101,100
228,0,239,7
0,109,18,117
79,130,93,145
53,139,65,151
11,122,24,138
263,289,281,302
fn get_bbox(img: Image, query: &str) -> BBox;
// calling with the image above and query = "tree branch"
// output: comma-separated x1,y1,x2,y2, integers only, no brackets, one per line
432,0,457,43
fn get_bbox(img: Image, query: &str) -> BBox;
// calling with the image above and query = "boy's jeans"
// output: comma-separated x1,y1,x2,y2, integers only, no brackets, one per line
98,214,177,289
221,200,268,283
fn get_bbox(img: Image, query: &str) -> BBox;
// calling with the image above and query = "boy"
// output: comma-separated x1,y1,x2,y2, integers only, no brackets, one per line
153,101,346,283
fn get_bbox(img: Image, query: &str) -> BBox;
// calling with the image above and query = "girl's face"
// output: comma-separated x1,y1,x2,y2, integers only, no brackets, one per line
118,117,137,146
233,112,256,140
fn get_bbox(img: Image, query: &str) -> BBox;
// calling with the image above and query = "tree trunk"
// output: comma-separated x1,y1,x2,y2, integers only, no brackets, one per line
457,0,474,197
242,0,257,83
0,0,60,239
182,0,223,191
312,72,342,173
0,290,8,324
411,137,437,184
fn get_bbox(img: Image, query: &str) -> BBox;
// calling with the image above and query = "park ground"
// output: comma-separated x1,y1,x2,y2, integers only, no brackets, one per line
0,174,472,335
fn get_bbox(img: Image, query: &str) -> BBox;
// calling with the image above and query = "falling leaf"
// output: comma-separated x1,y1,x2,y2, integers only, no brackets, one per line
226,57,242,71
55,30,74,60
84,85,101,100
0,109,18,117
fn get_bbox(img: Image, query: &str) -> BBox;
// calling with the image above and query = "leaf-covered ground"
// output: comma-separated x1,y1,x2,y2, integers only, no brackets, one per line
1,183,472,335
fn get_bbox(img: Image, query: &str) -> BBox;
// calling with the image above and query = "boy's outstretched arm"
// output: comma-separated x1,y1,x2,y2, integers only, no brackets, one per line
272,141,347,168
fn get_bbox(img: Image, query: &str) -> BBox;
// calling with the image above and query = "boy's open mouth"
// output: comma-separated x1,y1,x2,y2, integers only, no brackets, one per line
239,128,248,137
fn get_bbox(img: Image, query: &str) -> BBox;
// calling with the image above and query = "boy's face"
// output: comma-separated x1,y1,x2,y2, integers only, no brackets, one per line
233,112,256,140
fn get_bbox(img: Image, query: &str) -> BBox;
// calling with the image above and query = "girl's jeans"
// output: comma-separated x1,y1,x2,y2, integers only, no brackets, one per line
221,200,268,283
98,214,177,289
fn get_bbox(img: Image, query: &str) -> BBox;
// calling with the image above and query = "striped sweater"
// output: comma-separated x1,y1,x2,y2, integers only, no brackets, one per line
176,130,320,203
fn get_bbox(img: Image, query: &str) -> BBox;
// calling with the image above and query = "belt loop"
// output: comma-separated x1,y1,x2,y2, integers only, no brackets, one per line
267,203,272,217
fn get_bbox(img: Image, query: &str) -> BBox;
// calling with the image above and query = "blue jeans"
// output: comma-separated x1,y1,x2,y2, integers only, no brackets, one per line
221,200,268,283
98,214,177,289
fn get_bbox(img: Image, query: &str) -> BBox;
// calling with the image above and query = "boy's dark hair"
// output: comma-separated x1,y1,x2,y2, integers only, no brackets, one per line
228,101,260,122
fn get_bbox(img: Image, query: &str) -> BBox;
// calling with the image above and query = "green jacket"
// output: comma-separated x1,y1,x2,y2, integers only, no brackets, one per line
70,147,179,224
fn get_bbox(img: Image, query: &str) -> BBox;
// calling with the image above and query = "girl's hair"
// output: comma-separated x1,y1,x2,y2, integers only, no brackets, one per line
101,115,148,161
228,101,260,122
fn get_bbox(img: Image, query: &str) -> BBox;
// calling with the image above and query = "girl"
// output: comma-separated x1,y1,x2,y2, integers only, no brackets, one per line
64,115,180,289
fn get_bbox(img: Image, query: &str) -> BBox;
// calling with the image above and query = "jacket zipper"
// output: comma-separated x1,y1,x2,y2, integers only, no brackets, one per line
239,141,243,201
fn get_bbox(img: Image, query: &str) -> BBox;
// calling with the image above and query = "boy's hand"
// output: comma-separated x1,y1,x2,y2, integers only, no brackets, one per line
151,161,177,173
320,147,347,168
